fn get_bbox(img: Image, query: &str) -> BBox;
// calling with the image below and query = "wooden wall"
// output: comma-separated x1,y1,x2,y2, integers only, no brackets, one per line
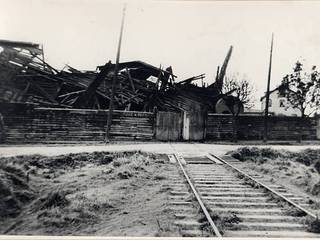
0,103,154,143
206,114,234,140
188,111,206,140
1,103,319,143
207,113,319,140
156,111,182,141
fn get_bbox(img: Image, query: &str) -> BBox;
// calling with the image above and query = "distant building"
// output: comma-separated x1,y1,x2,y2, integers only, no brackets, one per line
260,87,301,116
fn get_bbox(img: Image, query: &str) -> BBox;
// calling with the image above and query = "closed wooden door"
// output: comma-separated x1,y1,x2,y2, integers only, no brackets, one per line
188,110,205,140
155,111,182,141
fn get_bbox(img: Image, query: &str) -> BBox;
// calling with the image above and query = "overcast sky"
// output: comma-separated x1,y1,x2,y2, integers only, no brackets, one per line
1,0,320,108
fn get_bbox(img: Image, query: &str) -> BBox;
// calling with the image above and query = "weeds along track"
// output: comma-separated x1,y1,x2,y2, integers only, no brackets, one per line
168,153,320,238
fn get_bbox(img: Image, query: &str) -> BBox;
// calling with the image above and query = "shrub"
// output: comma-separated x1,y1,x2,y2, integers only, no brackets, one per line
229,147,279,162
117,170,133,179
311,181,320,196
228,147,320,172
305,216,320,233
283,205,307,217
99,155,114,165
37,191,70,210
113,157,130,167
314,160,320,174
0,163,35,218
260,148,280,158
199,208,241,235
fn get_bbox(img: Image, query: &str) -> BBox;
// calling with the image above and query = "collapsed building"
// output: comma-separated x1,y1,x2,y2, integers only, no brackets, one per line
0,39,243,114
0,40,318,143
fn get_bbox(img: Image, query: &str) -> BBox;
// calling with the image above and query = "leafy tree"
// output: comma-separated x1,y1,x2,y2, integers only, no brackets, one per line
279,61,320,142
223,74,255,109
279,61,320,117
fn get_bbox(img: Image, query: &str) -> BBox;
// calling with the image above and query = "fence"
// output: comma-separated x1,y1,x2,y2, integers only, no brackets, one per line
206,113,320,141
0,103,319,143
0,103,154,143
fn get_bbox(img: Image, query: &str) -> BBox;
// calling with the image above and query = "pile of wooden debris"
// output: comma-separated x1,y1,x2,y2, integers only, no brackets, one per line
0,39,240,113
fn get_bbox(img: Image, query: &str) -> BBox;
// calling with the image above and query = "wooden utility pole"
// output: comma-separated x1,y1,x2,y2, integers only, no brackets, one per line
41,44,45,71
263,33,274,142
105,5,126,142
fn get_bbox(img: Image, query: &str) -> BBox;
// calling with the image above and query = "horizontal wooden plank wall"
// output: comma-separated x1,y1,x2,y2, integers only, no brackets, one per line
206,114,234,140
207,113,319,141
0,103,154,143
1,103,319,143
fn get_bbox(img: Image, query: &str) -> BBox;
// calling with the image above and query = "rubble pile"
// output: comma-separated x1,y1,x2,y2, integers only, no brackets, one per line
0,40,241,113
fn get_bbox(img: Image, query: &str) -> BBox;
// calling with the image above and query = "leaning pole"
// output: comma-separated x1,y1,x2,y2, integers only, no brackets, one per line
105,5,126,142
263,33,274,142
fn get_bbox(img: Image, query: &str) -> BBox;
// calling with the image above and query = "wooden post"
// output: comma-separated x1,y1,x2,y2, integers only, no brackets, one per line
203,110,207,141
0,112,5,143
232,115,238,143
105,5,126,142
263,33,274,142
316,116,320,140
153,107,158,139
41,44,45,71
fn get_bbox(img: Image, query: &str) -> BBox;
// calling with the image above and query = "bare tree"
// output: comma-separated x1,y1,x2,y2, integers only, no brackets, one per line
223,73,255,109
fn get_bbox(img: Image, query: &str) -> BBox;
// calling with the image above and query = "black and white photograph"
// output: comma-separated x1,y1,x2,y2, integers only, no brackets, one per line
0,0,320,239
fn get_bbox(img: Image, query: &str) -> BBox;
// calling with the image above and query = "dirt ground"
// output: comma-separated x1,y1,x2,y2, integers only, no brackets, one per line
1,143,320,236
227,147,320,215
0,151,179,236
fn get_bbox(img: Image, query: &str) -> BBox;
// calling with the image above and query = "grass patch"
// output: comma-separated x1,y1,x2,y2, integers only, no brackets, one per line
228,147,320,171
265,193,283,203
0,163,35,219
242,176,261,189
0,150,162,234
113,153,151,180
228,147,280,162
264,192,307,217
311,181,320,195
33,191,70,211
227,147,320,197
304,216,320,233
153,175,167,181
199,207,241,235
155,217,180,237
282,204,307,217
35,194,102,232
0,151,146,172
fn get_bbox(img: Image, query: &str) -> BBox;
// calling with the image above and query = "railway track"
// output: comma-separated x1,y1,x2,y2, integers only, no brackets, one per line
167,152,320,238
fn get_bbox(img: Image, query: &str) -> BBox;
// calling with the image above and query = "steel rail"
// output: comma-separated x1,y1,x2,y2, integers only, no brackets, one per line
173,154,222,237
209,153,317,219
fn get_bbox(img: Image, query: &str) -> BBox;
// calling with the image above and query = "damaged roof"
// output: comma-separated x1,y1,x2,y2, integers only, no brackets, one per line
0,39,233,113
